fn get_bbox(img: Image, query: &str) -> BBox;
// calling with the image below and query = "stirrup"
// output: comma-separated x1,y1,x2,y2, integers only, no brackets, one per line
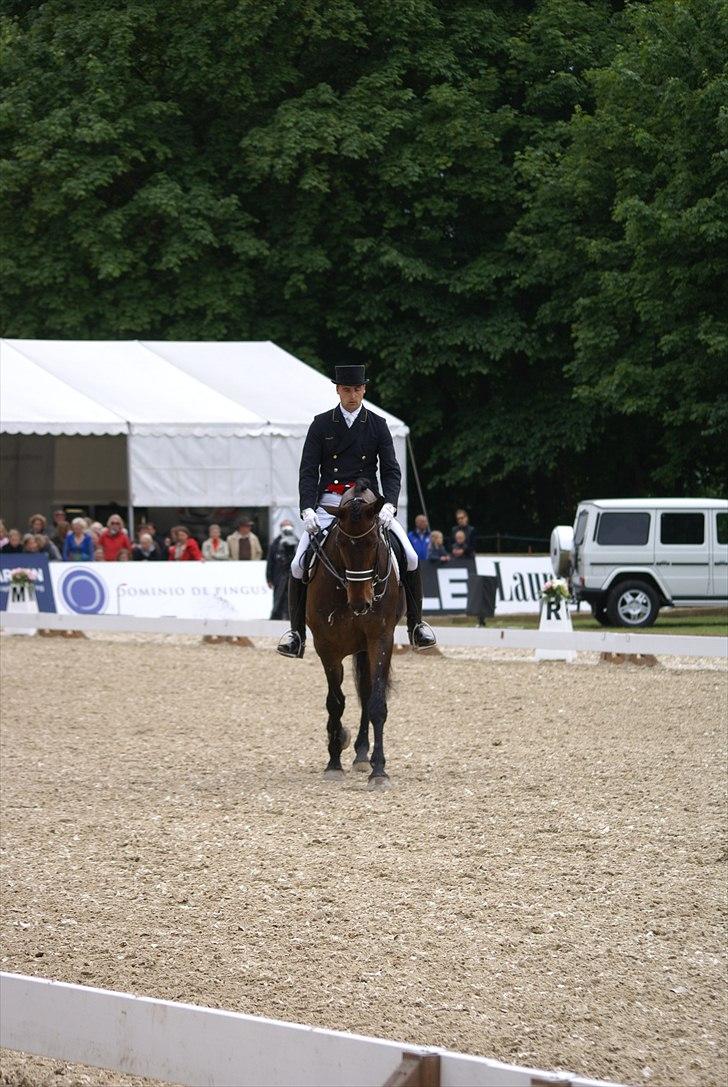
409,621,437,650
277,630,305,659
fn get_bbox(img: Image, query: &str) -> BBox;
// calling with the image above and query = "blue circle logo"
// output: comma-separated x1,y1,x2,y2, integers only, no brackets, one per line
60,568,108,614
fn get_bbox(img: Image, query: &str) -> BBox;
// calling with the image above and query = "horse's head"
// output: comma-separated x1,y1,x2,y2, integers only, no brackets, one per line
322,480,385,615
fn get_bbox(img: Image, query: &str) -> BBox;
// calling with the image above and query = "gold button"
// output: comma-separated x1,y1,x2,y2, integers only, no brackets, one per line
362,455,366,459
333,454,337,459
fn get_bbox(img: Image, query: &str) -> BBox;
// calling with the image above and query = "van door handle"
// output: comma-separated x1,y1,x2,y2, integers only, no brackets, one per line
655,561,670,565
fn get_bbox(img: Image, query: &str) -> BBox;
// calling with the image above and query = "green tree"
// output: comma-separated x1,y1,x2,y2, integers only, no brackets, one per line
515,0,728,498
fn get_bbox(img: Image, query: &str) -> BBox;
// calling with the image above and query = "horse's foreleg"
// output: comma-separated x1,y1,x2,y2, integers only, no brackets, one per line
367,639,392,787
324,661,347,776
353,650,371,771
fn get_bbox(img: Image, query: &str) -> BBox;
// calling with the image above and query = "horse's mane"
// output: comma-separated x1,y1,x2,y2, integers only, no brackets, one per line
340,478,378,523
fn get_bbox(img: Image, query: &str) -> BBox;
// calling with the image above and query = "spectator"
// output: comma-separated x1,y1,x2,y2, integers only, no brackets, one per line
138,521,166,553
0,520,8,550
63,518,94,561
266,520,298,619
98,515,133,562
93,546,106,562
1,528,24,554
50,519,71,552
132,532,161,561
451,528,475,559
28,513,49,536
89,521,104,546
450,508,477,552
427,530,450,563
407,514,431,563
202,523,230,561
227,517,263,561
168,525,202,561
22,533,40,553
34,533,61,561
117,548,131,561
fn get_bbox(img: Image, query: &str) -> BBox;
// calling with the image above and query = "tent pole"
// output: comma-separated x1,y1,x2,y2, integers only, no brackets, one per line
125,427,134,537
406,434,429,527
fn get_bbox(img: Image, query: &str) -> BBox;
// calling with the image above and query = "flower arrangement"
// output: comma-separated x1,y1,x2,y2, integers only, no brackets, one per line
541,576,570,603
9,568,39,588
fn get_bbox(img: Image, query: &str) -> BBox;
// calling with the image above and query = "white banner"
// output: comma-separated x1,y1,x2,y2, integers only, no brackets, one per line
49,562,272,620
476,554,552,614
44,554,553,621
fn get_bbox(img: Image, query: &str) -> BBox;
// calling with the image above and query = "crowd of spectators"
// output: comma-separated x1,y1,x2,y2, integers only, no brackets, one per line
1,507,477,573
407,508,476,563
0,511,266,564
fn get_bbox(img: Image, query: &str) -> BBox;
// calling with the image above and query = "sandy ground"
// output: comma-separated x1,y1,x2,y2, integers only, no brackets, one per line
0,634,726,1087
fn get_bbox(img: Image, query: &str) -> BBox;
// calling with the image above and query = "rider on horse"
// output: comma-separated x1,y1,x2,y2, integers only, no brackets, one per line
277,363,437,658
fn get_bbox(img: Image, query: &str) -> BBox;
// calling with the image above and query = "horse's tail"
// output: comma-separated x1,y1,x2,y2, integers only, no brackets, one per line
353,647,394,698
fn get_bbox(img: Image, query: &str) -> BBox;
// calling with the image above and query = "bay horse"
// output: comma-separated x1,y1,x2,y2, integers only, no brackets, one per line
308,480,405,789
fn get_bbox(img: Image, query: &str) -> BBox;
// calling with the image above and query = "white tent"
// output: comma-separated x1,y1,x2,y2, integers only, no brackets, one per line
0,340,409,533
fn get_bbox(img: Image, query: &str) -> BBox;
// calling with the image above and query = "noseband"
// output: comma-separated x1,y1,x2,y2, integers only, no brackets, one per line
336,520,379,582
313,519,393,600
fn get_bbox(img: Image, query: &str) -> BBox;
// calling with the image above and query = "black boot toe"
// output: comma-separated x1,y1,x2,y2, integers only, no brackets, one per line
410,622,437,650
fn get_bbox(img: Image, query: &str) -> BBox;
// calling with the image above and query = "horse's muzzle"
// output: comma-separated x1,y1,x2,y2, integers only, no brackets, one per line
351,603,372,617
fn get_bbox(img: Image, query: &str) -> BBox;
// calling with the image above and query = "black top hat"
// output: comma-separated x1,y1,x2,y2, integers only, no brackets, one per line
333,364,367,385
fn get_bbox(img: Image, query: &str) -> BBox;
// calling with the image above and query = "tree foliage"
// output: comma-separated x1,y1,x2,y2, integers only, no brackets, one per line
1,0,725,535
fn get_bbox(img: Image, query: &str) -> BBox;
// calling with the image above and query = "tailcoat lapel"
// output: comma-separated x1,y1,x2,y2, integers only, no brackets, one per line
332,405,368,454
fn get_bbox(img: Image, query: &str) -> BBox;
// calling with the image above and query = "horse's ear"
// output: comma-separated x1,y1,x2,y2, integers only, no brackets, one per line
320,505,340,518
370,496,386,515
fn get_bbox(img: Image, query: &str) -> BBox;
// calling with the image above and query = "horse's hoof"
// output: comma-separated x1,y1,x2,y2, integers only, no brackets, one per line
353,757,370,772
367,773,391,791
339,727,351,752
323,768,345,781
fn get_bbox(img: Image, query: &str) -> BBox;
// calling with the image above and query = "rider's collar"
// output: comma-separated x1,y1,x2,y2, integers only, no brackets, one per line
338,403,363,428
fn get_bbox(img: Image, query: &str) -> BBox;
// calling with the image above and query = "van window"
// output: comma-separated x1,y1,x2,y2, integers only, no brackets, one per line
717,513,728,546
574,510,588,547
660,512,704,545
596,512,651,546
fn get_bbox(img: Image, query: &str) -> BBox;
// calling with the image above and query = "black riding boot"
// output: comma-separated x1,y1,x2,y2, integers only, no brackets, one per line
403,567,437,650
277,576,307,658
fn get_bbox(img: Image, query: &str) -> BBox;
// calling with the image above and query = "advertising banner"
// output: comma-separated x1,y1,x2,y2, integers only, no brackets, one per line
421,555,552,615
48,562,272,620
0,555,56,612
1,553,553,622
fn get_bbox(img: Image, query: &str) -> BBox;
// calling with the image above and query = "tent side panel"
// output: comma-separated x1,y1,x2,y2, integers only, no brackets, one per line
129,434,273,507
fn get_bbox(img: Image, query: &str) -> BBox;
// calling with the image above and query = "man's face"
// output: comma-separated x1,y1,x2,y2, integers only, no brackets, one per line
337,384,366,412
238,523,251,536
108,516,123,535
456,511,469,527
415,515,428,533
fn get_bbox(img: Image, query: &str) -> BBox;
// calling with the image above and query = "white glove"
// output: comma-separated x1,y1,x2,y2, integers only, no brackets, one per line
378,502,396,527
302,508,320,534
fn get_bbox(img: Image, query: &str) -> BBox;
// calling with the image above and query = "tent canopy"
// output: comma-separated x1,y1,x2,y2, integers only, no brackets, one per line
0,340,408,525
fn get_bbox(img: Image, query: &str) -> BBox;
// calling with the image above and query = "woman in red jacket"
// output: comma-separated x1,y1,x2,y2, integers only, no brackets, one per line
168,526,202,561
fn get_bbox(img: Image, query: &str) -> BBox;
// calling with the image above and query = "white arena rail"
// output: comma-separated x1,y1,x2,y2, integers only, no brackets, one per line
0,972,624,1087
1,609,726,658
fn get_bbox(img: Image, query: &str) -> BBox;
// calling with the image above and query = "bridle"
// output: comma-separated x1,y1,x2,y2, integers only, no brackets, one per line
311,519,394,602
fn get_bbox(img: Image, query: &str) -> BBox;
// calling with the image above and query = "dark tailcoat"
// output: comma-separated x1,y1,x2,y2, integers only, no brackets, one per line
299,406,401,513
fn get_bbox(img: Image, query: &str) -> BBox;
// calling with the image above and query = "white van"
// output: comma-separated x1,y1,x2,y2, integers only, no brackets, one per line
551,498,728,627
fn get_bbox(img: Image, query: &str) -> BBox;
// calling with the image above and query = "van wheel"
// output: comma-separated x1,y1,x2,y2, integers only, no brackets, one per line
592,603,611,627
606,580,660,628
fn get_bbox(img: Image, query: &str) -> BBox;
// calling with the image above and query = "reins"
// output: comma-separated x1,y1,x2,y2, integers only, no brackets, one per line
311,521,394,601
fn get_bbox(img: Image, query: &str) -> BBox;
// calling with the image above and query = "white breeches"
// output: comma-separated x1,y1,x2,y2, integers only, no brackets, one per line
291,494,418,579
